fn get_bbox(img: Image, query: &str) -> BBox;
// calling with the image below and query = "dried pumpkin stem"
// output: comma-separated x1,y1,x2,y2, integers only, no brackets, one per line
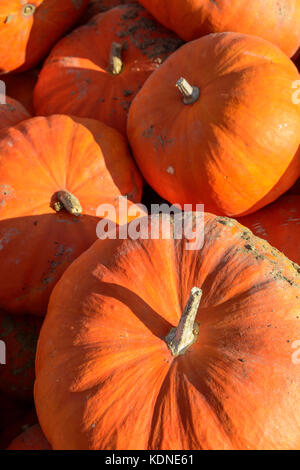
165,287,202,357
176,77,200,105
53,190,82,217
108,42,123,75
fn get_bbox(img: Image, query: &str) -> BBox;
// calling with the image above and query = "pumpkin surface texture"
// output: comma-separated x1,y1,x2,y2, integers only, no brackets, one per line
7,424,51,450
33,4,183,135
127,33,300,217
2,69,40,114
35,213,300,450
0,97,31,129
0,0,89,73
80,0,137,23
138,0,300,57
238,195,300,266
0,311,42,399
0,114,142,316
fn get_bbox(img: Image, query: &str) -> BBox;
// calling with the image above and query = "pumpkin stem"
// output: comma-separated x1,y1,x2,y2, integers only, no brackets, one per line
176,77,200,105
165,287,202,357
53,190,82,217
108,42,123,75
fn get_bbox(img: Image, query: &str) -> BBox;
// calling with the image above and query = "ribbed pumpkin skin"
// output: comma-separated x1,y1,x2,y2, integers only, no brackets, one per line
2,69,39,114
0,0,89,73
7,424,51,450
33,4,183,135
128,33,300,217
0,312,42,399
35,214,300,450
0,115,142,316
0,97,30,129
238,195,300,266
138,0,300,57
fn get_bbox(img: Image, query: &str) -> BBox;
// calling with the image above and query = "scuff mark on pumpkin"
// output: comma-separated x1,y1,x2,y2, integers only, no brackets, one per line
120,101,130,111
142,124,154,138
115,4,183,60
155,134,174,149
121,6,141,20
123,89,133,97
276,1,287,19
270,270,295,287
0,183,15,207
0,227,20,250
244,244,253,251
43,245,74,283
43,276,54,285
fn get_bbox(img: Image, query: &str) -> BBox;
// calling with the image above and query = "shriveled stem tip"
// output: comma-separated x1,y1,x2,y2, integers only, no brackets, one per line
176,77,200,105
165,287,202,357
108,42,123,75
53,190,82,217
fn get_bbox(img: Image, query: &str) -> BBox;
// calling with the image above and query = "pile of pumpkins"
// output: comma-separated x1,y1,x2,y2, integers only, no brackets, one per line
0,0,300,451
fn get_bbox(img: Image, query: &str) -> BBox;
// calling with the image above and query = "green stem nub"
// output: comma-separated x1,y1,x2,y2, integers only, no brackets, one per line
53,190,82,217
108,42,123,75
176,77,200,105
165,287,202,357
22,4,36,17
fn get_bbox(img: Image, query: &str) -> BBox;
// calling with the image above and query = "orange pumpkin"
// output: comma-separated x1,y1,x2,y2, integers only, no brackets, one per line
0,97,30,129
7,424,51,450
128,33,300,217
0,0,89,73
1,69,39,114
0,311,42,400
35,213,300,450
138,0,300,57
0,114,142,316
238,195,300,265
33,4,183,135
